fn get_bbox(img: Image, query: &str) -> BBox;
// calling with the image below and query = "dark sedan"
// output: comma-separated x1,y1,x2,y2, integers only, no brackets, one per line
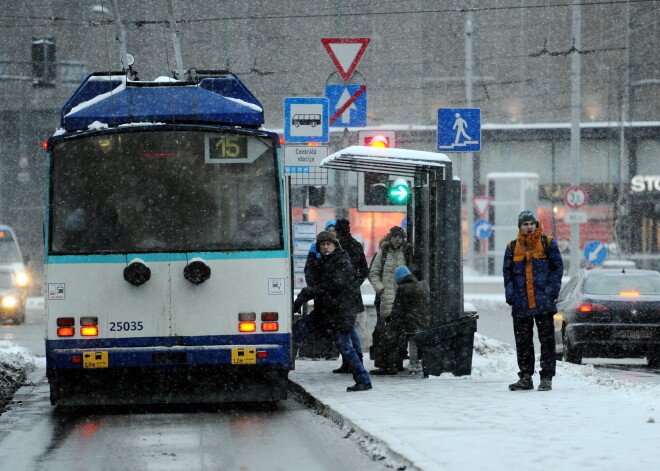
554,268,660,366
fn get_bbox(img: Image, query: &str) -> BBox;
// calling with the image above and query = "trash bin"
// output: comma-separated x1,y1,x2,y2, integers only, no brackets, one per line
414,314,478,377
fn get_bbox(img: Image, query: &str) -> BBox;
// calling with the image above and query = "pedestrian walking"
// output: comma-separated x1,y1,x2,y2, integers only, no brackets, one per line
503,210,563,392
293,231,372,392
331,218,369,374
370,266,430,375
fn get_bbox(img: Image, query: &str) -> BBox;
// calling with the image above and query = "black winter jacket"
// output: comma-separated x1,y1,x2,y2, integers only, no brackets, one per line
296,248,360,334
336,232,369,312
388,276,430,331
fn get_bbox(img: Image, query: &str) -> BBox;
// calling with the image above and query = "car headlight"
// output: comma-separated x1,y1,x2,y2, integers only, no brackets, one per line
15,271,29,288
1,295,18,308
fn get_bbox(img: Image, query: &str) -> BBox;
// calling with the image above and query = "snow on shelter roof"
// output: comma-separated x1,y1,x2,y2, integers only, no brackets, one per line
60,71,264,132
320,145,450,177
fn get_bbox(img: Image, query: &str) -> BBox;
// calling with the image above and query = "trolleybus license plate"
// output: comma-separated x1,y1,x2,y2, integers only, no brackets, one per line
231,348,257,365
83,351,109,368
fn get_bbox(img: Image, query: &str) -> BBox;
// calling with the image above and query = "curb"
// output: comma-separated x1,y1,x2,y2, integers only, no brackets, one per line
288,379,422,471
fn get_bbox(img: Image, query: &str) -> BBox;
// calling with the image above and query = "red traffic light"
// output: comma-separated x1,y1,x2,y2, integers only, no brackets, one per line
365,135,391,148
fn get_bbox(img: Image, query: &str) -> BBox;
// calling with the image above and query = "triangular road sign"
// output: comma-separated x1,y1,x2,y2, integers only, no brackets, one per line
321,38,370,82
472,196,493,219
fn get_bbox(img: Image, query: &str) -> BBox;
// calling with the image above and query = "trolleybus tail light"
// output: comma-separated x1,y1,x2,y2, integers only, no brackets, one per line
57,317,75,336
261,312,279,321
239,312,256,321
238,321,256,332
261,322,279,332
80,316,99,336
71,356,82,364
80,326,98,336
257,351,268,359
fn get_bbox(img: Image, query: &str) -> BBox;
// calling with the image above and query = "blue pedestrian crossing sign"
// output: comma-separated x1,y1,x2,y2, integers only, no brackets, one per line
583,241,608,265
473,219,492,239
284,97,329,143
437,108,481,152
325,84,367,127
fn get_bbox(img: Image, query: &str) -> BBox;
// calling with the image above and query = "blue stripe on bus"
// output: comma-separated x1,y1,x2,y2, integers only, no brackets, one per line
46,250,289,264
46,333,292,370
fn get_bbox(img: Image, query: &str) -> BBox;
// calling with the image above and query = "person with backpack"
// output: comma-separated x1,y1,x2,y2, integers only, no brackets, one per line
331,218,369,374
503,210,563,392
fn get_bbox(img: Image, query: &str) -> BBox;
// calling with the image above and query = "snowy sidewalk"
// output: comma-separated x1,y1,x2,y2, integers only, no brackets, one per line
289,334,659,471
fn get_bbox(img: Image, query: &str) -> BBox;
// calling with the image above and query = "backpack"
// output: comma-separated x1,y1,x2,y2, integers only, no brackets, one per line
509,234,551,258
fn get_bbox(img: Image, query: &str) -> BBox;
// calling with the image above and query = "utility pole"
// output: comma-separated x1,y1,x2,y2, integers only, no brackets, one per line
569,1,582,277
464,11,475,272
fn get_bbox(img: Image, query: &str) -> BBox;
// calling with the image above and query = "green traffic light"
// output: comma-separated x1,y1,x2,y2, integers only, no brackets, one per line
388,184,410,203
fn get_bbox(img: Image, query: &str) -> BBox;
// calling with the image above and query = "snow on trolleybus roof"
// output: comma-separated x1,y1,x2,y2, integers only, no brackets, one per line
59,70,265,132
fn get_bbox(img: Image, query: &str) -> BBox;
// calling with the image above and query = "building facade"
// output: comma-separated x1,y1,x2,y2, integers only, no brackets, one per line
0,0,657,286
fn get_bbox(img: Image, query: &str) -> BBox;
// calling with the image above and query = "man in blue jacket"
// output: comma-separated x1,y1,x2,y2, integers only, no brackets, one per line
503,210,563,391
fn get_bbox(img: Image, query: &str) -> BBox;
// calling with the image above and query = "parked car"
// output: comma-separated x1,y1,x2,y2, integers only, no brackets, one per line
554,268,660,367
0,268,28,324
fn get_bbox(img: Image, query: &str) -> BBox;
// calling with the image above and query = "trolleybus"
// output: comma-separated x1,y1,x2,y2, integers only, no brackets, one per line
44,71,292,405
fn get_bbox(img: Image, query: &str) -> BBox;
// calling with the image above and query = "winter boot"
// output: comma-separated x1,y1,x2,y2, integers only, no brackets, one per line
369,368,398,375
346,383,372,392
538,378,552,391
508,373,534,391
332,361,351,374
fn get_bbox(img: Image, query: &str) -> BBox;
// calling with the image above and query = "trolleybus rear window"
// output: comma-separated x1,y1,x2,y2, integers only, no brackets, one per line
49,130,283,254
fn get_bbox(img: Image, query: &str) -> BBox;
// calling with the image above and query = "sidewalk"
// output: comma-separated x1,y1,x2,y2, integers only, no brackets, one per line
289,333,659,471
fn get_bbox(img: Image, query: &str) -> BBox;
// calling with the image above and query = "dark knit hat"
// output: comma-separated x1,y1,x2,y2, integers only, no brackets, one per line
316,230,340,248
518,210,536,228
389,226,406,238
335,218,350,236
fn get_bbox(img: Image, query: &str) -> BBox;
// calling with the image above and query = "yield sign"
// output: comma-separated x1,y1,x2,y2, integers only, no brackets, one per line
321,38,370,82
472,196,492,219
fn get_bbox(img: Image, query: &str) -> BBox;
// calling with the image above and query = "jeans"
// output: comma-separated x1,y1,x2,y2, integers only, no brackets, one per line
512,313,556,379
294,315,370,385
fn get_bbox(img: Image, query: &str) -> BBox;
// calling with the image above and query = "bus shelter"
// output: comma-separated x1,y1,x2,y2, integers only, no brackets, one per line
321,146,478,376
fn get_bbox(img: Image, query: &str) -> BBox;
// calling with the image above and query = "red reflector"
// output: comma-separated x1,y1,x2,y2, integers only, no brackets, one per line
261,312,279,321
80,326,99,336
261,322,279,332
239,321,256,332
57,327,74,337
257,351,268,359
57,317,75,327
71,356,82,364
